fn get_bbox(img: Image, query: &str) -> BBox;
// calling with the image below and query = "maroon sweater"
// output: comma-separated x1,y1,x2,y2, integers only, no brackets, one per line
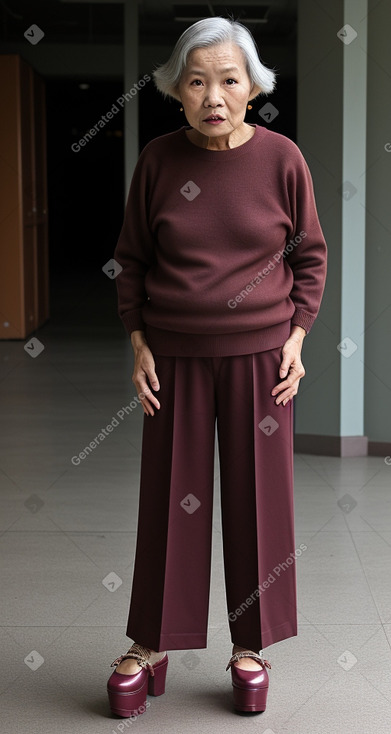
114,124,327,356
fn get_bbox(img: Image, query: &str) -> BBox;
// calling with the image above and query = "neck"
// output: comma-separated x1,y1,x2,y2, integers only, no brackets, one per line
197,122,254,150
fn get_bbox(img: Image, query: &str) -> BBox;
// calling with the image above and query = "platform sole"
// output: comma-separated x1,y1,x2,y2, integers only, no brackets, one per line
108,657,168,718
232,683,269,712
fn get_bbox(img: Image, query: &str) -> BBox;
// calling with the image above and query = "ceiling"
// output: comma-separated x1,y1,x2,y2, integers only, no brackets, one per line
0,0,297,45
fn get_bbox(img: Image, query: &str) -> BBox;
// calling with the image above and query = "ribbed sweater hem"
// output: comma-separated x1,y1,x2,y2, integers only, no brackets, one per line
144,321,292,357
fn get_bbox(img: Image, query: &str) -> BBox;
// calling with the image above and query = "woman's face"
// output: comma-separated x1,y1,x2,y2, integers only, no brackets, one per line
177,42,254,138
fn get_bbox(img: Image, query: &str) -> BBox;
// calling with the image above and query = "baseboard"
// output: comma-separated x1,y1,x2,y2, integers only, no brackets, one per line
367,441,391,457
294,434,369,457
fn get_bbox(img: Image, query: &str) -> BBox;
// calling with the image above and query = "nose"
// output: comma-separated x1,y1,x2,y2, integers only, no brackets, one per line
203,84,224,108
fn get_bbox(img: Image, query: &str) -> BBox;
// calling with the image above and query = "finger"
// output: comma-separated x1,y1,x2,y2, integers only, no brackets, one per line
131,381,156,414
272,364,304,393
271,377,294,396
279,356,292,379
145,366,160,391
139,394,158,415
274,384,300,405
275,392,293,405
139,393,155,416
138,386,162,417
136,381,161,410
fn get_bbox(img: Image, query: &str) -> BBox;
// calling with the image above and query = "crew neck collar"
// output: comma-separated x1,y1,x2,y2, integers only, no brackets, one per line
179,123,267,160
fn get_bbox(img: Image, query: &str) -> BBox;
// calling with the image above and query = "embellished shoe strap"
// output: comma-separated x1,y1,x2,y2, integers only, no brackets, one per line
226,650,272,672
110,643,155,676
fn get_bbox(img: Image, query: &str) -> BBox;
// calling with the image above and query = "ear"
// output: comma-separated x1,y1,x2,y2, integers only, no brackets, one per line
170,84,182,103
248,82,262,101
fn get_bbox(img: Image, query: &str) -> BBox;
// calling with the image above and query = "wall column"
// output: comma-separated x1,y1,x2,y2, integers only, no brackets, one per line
295,0,368,456
364,0,391,454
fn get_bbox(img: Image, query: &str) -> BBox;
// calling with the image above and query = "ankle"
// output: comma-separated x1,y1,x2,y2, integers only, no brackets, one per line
142,647,166,658
130,641,167,655
132,643,160,655
232,644,263,656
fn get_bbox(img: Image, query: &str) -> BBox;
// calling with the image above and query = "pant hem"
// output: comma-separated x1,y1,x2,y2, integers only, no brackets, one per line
260,621,298,649
126,630,208,651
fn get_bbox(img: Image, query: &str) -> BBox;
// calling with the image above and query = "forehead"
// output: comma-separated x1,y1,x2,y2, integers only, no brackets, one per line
186,42,246,70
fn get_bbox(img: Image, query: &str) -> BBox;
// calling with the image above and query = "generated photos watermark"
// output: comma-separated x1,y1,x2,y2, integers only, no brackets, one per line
71,391,149,465
71,74,151,152
228,230,307,309
110,701,151,732
228,543,308,622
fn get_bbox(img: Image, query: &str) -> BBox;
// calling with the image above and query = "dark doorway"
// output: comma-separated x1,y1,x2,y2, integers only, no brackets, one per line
45,79,125,279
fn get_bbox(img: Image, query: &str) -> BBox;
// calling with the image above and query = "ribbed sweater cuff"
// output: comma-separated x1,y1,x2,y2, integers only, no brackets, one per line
121,310,146,336
291,308,316,334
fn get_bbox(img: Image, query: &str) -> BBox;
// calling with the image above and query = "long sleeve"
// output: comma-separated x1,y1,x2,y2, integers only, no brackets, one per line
113,147,155,335
284,149,327,334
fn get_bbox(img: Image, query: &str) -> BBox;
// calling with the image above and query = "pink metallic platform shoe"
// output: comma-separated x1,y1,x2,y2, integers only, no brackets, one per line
226,650,271,713
107,643,168,717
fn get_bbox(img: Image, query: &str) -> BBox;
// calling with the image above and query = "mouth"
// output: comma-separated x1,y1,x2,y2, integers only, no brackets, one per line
203,115,225,122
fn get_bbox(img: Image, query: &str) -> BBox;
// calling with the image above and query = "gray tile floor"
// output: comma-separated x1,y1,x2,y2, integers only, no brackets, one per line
1,273,391,733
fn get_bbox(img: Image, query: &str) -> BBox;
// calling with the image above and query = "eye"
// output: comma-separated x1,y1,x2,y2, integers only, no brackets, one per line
190,79,203,86
225,78,237,85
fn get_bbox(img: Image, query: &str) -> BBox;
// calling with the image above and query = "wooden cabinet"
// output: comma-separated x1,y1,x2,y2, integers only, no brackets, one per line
0,54,49,340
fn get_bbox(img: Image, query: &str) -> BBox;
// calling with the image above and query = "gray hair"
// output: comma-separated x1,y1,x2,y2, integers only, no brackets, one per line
152,17,276,102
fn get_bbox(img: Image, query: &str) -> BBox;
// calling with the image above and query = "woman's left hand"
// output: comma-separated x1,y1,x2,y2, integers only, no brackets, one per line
271,327,306,406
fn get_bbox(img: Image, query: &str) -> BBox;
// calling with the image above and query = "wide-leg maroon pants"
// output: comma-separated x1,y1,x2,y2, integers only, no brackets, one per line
126,347,297,652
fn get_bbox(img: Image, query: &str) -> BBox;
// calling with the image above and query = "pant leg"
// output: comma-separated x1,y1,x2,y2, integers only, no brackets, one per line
216,347,297,651
126,354,216,651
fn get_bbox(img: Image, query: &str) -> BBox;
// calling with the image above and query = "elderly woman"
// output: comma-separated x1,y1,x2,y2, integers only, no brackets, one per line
107,16,327,717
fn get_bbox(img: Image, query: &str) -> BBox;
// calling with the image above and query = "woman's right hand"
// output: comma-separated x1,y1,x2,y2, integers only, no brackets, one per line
131,330,160,416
